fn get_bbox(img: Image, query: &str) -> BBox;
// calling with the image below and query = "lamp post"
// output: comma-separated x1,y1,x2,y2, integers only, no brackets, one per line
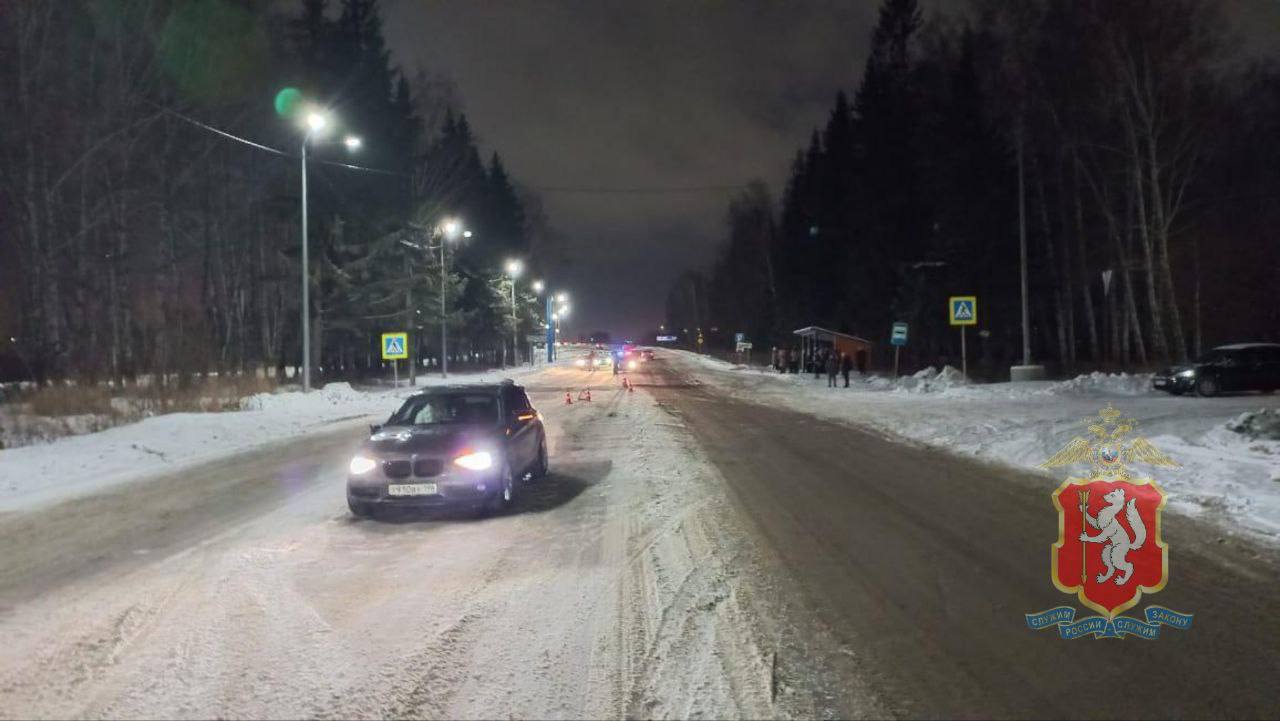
399,219,468,379
298,108,360,392
505,259,523,368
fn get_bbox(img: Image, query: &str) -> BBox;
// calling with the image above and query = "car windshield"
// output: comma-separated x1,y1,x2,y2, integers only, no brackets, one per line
386,393,499,427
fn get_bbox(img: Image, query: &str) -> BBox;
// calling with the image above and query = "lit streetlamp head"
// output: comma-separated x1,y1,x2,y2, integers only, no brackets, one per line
506,259,523,277
304,111,328,134
442,219,460,238
556,292,568,304
343,135,362,150
462,230,473,239
532,280,545,293
551,312,560,321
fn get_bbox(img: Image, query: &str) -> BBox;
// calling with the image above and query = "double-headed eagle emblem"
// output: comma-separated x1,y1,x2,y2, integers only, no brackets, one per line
1040,404,1179,479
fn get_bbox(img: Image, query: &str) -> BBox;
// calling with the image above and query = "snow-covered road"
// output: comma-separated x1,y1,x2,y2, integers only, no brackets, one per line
0,362,792,720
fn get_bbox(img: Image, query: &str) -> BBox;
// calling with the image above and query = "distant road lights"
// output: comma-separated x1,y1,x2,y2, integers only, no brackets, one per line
343,135,362,150
556,292,568,304
506,259,523,277
463,230,473,239
532,280,545,294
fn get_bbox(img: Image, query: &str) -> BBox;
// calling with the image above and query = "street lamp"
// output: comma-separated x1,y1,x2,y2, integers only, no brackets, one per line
532,279,544,294
505,259,523,367
298,107,359,392
398,217,469,379
438,218,467,378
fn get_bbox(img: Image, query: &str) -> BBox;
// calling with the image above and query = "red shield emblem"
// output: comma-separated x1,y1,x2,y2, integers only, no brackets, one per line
1051,476,1168,618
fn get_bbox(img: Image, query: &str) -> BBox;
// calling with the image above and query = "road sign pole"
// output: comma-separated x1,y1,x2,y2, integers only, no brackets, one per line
961,325,967,378
894,346,900,377
393,360,398,389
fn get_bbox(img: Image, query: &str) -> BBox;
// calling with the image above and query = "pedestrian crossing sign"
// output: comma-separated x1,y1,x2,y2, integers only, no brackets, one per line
381,332,408,360
949,296,977,326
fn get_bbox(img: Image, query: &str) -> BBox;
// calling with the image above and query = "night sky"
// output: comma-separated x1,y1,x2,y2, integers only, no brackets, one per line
381,0,1279,340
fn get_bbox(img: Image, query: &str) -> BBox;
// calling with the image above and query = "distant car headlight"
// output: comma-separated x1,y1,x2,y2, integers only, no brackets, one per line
1176,369,1196,378
349,455,378,475
454,450,493,471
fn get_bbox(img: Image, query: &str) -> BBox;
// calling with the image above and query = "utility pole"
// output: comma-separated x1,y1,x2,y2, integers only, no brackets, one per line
300,137,310,392
1017,120,1030,368
440,235,448,378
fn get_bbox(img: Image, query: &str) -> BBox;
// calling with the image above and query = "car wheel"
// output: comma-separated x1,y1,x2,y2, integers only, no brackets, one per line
487,463,514,514
348,497,372,519
1196,376,1219,397
531,437,549,480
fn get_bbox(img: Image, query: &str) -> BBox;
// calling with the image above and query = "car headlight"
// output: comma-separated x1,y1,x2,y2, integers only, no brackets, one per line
453,450,493,471
349,455,378,475
1176,369,1196,378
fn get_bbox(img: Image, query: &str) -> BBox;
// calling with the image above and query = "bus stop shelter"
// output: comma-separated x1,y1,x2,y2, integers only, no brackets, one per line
793,326,873,372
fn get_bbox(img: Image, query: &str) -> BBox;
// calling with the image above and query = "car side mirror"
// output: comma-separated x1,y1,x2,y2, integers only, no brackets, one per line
369,423,383,435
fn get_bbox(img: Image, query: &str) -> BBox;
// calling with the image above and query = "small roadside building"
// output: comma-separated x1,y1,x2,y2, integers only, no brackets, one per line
793,326,873,372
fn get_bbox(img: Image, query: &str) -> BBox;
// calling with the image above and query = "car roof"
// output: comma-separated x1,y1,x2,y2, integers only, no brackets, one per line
1211,343,1280,351
406,379,519,396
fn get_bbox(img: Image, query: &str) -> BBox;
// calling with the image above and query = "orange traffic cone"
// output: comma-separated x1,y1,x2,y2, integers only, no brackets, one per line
564,392,573,405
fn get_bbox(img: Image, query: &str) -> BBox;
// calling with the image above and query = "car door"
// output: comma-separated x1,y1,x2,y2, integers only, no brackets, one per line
502,386,536,471
1244,347,1280,391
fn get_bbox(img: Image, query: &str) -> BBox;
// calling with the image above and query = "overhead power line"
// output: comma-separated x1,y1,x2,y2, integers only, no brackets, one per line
155,103,750,194
152,103,407,176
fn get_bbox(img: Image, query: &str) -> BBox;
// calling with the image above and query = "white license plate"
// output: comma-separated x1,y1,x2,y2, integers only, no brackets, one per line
387,483,438,497
1153,379,1167,387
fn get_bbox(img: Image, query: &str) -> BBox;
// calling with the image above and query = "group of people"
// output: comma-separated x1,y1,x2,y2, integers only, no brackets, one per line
770,346,862,388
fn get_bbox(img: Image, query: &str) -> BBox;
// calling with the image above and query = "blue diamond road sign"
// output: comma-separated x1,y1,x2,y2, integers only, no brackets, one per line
381,332,408,360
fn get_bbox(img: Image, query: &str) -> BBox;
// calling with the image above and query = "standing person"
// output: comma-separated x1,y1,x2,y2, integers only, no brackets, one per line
789,347,800,374
813,348,824,379
826,350,839,387
841,352,853,387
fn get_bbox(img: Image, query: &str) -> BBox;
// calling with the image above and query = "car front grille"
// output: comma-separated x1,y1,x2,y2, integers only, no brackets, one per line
383,460,411,479
413,458,443,477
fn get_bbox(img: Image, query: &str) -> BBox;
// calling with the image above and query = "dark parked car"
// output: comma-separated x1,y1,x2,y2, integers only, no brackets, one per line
346,381,548,517
1152,343,1280,397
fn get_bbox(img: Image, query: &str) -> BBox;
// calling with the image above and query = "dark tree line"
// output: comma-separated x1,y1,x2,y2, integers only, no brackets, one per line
670,0,1280,375
0,0,549,385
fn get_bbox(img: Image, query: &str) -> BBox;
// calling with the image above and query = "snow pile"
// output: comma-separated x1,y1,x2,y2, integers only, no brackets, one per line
1049,371,1155,397
893,365,969,394
1226,409,1280,441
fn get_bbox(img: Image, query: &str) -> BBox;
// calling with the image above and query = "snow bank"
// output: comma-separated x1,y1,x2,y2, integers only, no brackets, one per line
1226,408,1280,442
1048,371,1155,397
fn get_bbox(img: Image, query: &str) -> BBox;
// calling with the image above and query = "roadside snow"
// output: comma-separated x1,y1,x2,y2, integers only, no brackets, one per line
0,367,540,512
672,350,1280,543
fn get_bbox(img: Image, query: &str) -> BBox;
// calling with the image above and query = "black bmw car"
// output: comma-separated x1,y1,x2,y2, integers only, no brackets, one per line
346,381,548,517
1152,343,1280,397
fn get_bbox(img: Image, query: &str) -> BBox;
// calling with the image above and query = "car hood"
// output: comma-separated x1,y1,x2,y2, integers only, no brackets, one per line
1159,364,1197,376
362,424,500,456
